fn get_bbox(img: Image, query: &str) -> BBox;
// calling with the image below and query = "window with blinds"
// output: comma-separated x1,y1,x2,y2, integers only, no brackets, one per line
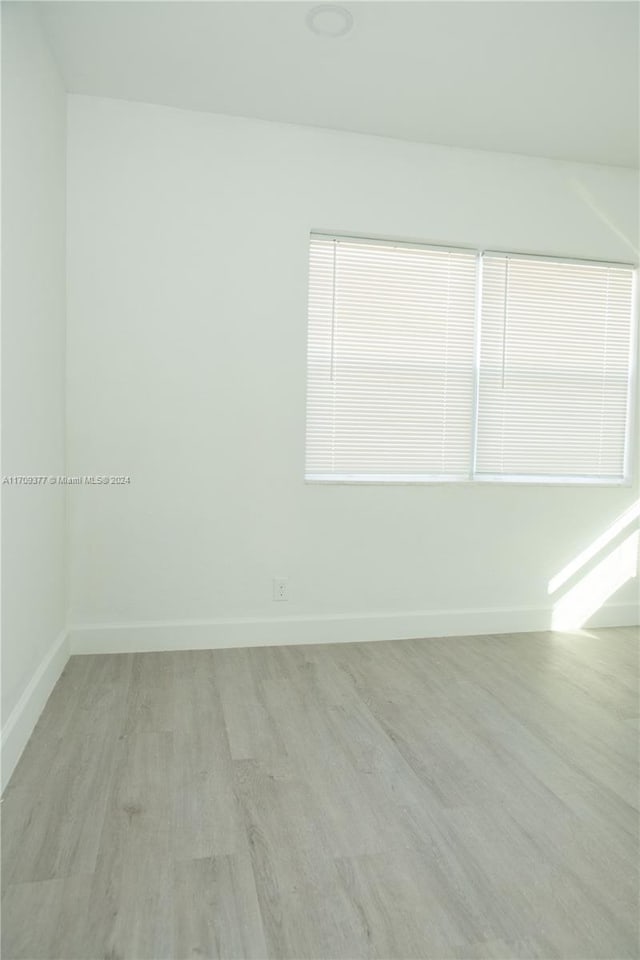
305,236,477,480
476,254,635,482
305,234,636,484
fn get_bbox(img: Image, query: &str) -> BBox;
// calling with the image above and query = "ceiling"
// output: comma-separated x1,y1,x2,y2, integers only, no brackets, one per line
39,1,640,168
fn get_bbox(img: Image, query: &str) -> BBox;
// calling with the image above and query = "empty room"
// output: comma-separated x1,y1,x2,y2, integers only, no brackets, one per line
1,1,639,958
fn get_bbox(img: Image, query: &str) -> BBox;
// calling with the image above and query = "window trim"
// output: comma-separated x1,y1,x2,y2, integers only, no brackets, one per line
305,232,639,487
623,268,639,483
311,231,478,257
483,249,636,270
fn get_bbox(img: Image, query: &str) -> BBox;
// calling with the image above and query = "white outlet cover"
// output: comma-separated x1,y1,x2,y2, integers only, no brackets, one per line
273,577,289,601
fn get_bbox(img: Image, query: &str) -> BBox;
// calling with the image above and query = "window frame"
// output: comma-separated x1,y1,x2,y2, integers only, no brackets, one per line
305,232,638,487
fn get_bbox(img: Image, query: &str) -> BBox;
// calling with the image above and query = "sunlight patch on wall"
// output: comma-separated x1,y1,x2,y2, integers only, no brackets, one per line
548,499,640,595
551,530,639,631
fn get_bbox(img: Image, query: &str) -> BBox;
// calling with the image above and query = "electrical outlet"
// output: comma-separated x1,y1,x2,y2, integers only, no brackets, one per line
273,577,289,601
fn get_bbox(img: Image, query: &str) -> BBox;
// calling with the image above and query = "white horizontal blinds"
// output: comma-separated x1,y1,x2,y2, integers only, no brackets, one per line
306,237,477,478
476,255,634,480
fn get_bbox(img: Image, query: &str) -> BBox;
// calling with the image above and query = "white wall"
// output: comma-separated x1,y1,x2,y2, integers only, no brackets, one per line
1,4,68,784
66,94,639,653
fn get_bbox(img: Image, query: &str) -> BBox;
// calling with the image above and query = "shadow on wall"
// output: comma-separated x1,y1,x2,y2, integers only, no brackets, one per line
549,499,640,630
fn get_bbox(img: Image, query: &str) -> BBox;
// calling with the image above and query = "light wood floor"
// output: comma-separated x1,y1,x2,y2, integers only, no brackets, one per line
2,627,638,959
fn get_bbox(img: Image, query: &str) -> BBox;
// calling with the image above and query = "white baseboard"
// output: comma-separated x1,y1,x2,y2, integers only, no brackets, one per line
3,605,634,789
68,602,638,655
1,629,69,792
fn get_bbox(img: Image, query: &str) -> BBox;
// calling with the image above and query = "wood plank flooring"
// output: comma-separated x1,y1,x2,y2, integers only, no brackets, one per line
2,627,638,959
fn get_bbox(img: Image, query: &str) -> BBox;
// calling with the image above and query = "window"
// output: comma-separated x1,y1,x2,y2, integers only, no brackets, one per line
306,236,477,480
305,234,637,484
476,255,635,482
